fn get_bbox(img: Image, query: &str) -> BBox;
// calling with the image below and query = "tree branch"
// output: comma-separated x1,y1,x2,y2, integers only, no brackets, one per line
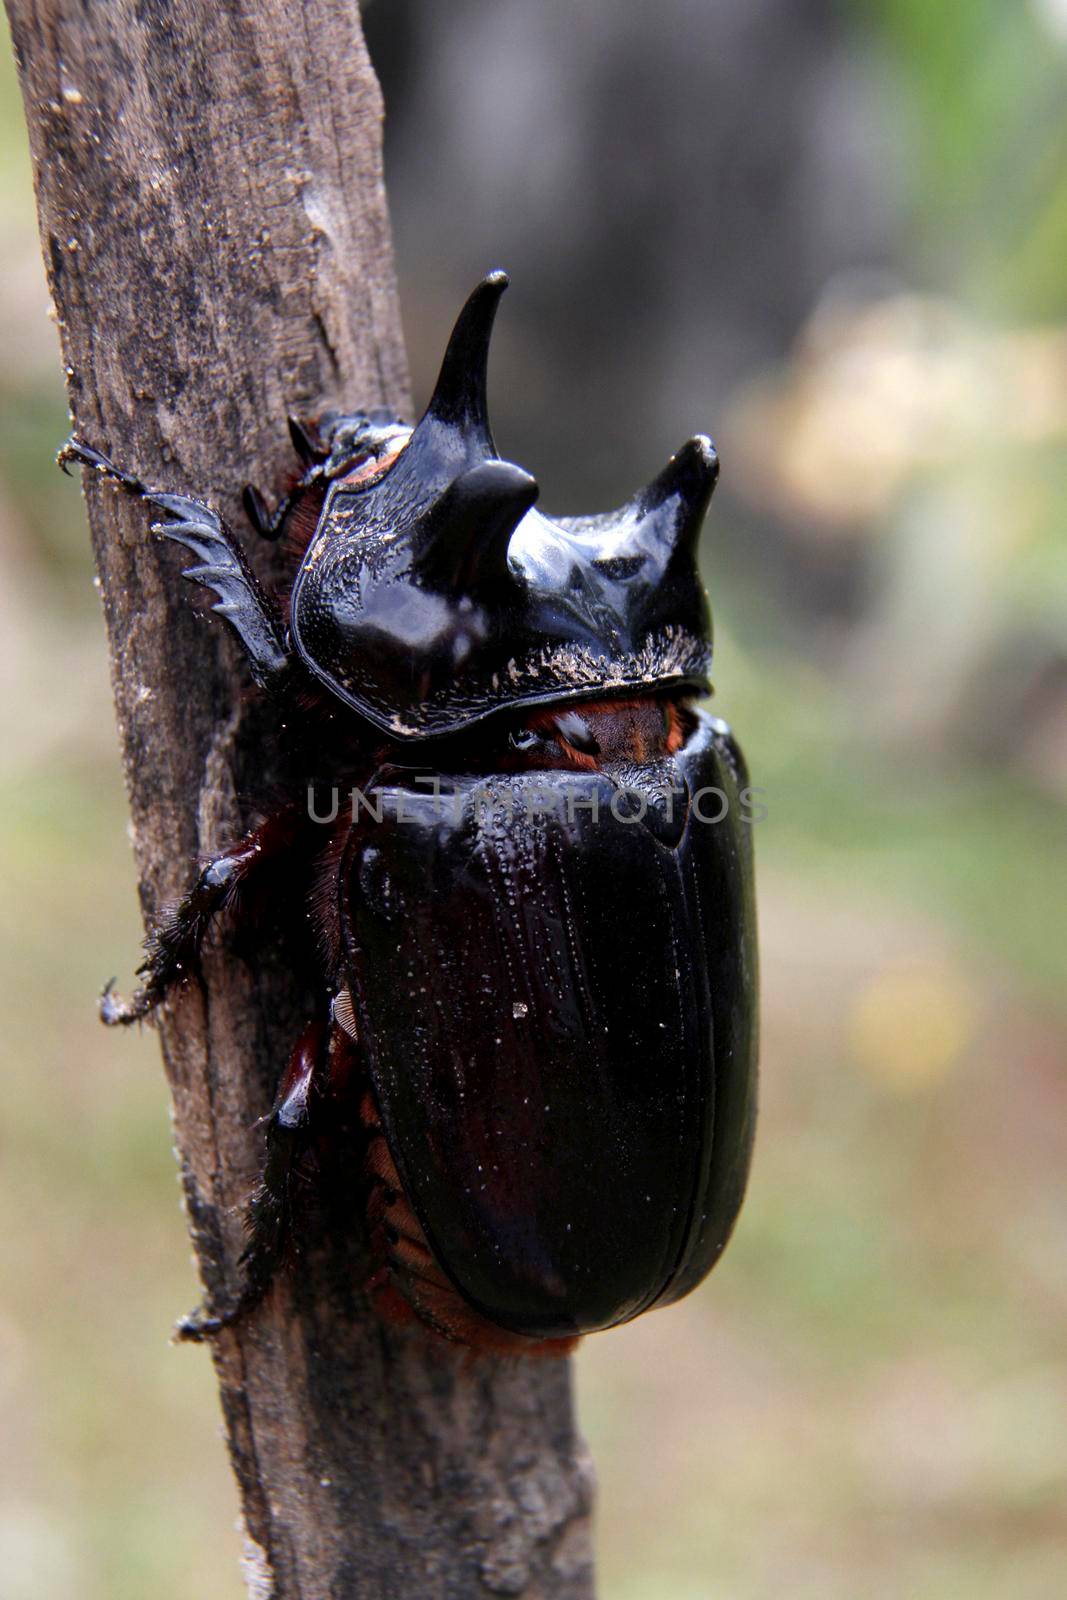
5,2,595,1593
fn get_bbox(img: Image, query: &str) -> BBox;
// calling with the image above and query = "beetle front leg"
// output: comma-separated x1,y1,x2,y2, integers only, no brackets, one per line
102,805,307,1024
59,436,290,691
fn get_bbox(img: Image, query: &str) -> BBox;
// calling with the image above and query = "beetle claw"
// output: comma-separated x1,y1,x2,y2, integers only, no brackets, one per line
57,435,147,495
175,1285,264,1342
99,977,153,1027
174,1308,227,1343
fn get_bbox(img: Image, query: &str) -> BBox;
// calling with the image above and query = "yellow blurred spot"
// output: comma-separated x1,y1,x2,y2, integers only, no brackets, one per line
848,964,976,1092
727,294,1067,532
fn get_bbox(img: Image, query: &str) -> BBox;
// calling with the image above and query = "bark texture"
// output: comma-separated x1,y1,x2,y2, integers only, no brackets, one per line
5,3,595,1595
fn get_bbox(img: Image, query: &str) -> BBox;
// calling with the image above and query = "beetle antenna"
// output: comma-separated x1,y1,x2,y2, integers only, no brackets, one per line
288,414,322,464
243,482,275,538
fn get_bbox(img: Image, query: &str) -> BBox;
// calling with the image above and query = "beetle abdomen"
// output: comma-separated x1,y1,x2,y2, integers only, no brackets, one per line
361,1086,578,1353
342,709,757,1339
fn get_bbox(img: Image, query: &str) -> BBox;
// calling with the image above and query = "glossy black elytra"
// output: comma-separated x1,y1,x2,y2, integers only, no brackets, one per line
62,273,758,1351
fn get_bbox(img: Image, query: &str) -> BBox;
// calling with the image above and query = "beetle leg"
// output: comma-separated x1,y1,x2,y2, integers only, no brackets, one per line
101,805,307,1025
178,1018,328,1342
59,436,290,691
242,476,317,542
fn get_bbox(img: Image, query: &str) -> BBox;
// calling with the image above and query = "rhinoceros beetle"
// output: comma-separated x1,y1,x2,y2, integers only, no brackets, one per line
61,272,758,1351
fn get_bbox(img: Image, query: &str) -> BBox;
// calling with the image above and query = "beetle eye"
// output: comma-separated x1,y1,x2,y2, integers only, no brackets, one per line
552,711,600,756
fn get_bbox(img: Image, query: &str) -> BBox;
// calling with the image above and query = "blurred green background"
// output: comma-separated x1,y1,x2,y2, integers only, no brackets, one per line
2,2,1065,1596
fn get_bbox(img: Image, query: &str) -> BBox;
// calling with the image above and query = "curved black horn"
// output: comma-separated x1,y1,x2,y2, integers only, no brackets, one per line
636,435,719,561
422,271,509,439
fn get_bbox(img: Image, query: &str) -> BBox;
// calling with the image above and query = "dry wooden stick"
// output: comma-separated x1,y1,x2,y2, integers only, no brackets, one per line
5,2,595,1594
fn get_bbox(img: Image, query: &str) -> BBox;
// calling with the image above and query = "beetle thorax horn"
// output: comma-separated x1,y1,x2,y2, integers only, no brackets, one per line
288,272,718,739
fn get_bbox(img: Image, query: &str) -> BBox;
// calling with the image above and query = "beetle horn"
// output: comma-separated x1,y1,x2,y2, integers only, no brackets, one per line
636,435,719,563
415,459,538,593
419,270,509,441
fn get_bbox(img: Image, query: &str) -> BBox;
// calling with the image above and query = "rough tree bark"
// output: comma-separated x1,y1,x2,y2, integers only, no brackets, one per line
5,3,595,1596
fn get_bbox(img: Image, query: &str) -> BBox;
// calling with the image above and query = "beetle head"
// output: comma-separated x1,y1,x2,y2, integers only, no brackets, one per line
289,272,717,739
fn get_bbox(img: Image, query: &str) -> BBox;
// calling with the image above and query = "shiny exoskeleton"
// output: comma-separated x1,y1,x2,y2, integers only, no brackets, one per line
62,273,758,1349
